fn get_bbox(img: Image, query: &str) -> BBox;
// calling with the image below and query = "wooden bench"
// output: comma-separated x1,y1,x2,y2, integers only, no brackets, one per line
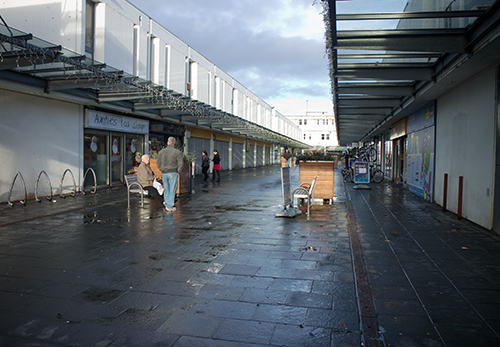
292,176,318,214
124,174,147,208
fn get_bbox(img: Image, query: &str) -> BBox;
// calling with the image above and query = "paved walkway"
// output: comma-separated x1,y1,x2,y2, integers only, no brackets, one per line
0,165,499,347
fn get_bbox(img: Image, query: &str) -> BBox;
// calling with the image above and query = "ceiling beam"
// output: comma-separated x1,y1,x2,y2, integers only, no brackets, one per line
338,98,401,108
337,107,393,115
338,84,414,96
337,65,434,81
336,10,486,21
336,29,468,53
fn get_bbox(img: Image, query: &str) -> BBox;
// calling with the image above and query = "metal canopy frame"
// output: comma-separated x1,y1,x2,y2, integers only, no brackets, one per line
0,22,307,149
323,1,500,146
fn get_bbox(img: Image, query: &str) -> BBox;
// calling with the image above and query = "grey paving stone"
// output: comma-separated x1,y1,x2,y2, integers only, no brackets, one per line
286,292,333,309
212,319,275,344
271,324,332,347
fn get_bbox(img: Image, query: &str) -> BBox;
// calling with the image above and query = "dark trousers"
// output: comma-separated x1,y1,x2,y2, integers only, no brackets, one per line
144,186,164,204
212,170,220,182
202,166,209,180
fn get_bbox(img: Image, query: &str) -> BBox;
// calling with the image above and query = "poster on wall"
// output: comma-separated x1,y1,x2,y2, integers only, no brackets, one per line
407,127,435,201
405,102,435,201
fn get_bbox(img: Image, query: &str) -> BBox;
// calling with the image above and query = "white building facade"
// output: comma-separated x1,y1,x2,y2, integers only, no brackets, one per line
0,0,305,202
286,112,338,150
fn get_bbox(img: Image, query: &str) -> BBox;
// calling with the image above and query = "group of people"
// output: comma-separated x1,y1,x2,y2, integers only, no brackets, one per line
136,138,221,213
201,149,220,182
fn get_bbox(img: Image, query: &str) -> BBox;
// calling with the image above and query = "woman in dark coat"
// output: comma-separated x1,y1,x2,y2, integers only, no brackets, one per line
201,150,209,181
212,149,220,182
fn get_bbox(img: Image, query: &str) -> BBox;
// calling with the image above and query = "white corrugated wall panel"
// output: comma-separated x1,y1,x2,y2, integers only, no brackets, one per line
169,48,186,95
196,65,210,104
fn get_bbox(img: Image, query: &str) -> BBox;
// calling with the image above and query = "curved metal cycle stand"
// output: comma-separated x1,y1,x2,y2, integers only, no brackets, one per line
59,169,77,198
7,172,27,207
35,170,53,202
81,167,97,195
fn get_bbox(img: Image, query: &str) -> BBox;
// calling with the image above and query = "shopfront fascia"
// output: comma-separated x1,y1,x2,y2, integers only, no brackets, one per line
84,109,149,186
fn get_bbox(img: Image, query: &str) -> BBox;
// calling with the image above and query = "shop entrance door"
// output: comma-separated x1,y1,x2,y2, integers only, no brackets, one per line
394,137,406,183
110,134,123,184
84,132,109,186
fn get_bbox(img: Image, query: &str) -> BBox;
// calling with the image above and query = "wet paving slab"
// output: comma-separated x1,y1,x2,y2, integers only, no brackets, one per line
346,180,500,347
0,166,360,346
1,165,500,346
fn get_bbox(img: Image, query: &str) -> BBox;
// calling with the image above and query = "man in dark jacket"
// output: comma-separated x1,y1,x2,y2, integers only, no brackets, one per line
156,137,184,212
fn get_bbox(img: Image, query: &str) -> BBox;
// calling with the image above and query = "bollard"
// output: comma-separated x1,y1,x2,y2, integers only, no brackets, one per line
443,173,448,212
458,176,463,219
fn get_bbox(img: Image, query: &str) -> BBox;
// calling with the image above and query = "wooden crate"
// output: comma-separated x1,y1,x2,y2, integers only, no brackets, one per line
298,161,335,200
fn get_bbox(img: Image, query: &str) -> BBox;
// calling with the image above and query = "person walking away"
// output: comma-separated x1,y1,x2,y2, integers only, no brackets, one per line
212,149,220,182
136,154,163,204
343,151,350,168
201,150,210,181
282,148,292,167
156,137,184,212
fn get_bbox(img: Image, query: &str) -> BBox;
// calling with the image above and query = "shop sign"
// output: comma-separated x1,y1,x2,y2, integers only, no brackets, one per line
390,118,407,140
86,110,149,134
353,161,370,184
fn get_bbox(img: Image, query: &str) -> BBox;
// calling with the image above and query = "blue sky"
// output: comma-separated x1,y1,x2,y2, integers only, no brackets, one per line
127,0,408,115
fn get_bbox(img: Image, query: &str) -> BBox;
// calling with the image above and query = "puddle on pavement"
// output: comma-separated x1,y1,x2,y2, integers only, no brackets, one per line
83,212,164,224
80,287,124,303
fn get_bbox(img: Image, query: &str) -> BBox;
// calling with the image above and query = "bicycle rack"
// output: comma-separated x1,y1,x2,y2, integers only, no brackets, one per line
7,172,27,207
35,170,53,202
81,167,97,195
59,169,77,198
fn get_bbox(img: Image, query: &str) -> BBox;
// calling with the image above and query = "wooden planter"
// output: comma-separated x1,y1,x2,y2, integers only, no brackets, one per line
149,159,192,195
298,161,335,200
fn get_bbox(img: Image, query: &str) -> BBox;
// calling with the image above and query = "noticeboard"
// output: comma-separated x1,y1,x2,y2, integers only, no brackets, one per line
281,167,292,207
353,162,370,184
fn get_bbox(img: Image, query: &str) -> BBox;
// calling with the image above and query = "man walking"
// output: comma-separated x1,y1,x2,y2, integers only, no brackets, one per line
156,137,184,212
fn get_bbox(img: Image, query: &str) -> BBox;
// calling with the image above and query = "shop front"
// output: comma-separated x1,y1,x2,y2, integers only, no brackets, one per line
149,121,186,159
390,118,407,183
84,109,149,187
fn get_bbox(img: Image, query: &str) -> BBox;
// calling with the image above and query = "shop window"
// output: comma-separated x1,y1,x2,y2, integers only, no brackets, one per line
126,135,145,174
84,133,108,186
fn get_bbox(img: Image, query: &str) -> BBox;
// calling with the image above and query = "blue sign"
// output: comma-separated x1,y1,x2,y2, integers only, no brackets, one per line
354,162,370,184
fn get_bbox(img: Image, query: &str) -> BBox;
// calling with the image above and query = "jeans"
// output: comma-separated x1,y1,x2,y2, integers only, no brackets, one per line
162,172,178,209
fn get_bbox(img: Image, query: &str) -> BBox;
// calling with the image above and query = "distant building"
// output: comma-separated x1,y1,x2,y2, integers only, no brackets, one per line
286,112,338,150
